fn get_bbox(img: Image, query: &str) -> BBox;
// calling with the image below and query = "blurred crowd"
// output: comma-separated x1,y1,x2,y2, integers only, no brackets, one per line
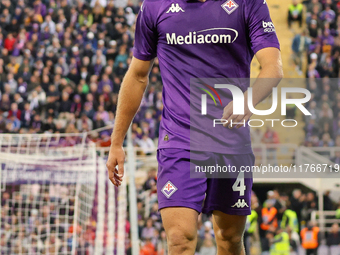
137,169,340,255
0,0,162,252
288,0,340,151
3,172,340,255
0,184,98,255
250,188,340,255
2,0,340,254
2,171,340,255
0,0,163,153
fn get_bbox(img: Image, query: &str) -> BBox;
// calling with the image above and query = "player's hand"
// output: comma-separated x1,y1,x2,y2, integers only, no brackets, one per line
222,93,253,129
107,145,125,187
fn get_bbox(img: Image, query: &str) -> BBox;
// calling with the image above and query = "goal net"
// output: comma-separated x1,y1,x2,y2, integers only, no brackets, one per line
0,133,127,255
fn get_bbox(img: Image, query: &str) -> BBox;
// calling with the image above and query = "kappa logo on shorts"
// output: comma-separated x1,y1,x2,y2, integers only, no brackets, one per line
221,0,239,15
231,199,249,208
161,181,178,198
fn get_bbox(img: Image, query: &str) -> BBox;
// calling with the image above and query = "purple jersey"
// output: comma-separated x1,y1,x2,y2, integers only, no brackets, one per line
133,0,280,154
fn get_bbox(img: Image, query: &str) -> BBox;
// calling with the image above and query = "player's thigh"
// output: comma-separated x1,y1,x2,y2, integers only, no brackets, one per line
160,207,199,242
157,148,207,213
212,210,247,240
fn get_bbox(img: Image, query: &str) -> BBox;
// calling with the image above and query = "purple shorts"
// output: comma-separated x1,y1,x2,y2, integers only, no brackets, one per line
157,148,254,215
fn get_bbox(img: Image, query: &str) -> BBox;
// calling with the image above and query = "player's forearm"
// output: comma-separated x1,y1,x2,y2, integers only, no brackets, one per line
250,60,283,107
110,72,148,147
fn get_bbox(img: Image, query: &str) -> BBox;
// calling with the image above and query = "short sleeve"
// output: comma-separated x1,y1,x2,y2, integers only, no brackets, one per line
133,1,157,61
246,0,280,54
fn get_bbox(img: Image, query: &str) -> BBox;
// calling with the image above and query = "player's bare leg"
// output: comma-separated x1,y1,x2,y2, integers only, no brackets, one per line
212,210,247,255
160,207,198,255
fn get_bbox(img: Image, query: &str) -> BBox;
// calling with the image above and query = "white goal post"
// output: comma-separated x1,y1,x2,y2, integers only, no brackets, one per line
0,133,128,255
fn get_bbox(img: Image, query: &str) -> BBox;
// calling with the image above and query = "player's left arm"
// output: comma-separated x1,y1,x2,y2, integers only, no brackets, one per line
222,47,283,128
246,47,283,115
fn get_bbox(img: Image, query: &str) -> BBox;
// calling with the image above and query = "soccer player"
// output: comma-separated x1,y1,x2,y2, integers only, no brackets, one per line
107,0,283,254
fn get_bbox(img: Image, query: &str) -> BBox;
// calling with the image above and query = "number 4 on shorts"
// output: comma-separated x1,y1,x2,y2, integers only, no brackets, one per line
232,171,246,197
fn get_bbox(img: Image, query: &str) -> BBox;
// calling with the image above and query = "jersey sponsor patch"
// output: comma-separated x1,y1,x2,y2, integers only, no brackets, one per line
166,28,238,45
161,181,178,198
221,0,239,15
262,21,275,32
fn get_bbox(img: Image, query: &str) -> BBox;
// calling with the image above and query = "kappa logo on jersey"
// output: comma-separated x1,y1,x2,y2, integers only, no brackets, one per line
231,199,249,208
263,21,275,32
161,181,178,198
166,3,185,13
221,0,239,15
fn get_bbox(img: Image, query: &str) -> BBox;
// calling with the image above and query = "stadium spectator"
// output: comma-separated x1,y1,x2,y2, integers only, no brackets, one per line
143,169,157,191
244,196,259,255
288,0,304,28
290,189,305,225
138,134,155,156
268,227,290,255
262,127,280,165
320,5,336,26
157,230,168,255
304,192,318,221
260,199,278,254
319,132,335,147
141,219,156,241
281,204,299,234
323,190,334,211
140,237,157,255
306,0,322,15
300,221,320,255
331,150,340,164
327,223,340,255
199,233,217,255
292,29,310,75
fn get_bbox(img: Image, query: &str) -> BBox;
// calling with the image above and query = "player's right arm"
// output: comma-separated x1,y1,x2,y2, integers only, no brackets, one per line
107,0,158,187
107,58,154,187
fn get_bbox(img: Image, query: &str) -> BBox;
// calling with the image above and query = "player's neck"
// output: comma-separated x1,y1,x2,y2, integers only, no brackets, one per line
198,0,207,2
